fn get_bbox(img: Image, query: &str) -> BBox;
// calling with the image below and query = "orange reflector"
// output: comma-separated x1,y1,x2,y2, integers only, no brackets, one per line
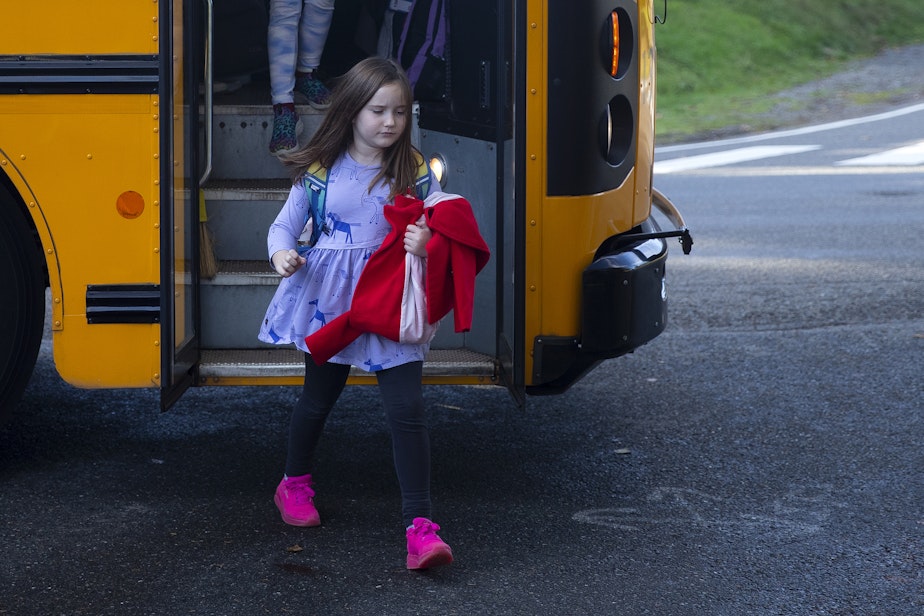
610,11,620,77
116,191,145,219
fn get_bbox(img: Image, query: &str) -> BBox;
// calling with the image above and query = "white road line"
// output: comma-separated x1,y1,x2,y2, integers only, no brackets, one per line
655,145,820,174
836,140,924,166
657,102,924,154
663,165,924,177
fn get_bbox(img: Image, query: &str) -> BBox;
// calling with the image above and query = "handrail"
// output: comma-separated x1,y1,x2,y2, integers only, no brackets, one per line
199,0,214,186
651,187,693,254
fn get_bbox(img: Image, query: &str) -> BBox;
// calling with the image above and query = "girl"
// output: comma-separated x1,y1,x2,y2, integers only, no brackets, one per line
258,57,453,570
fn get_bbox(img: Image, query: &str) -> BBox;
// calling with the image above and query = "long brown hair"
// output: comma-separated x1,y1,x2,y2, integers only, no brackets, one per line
281,57,421,202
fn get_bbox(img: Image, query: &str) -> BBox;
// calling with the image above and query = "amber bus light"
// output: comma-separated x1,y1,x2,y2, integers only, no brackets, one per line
609,10,620,77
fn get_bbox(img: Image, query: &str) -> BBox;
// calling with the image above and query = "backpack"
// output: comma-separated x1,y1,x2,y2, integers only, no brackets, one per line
297,156,433,256
396,0,450,102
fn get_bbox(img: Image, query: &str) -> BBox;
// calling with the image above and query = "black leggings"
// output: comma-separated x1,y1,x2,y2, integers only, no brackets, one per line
285,354,431,528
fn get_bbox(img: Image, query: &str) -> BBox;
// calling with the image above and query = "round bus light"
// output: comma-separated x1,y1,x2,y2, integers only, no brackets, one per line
599,95,633,166
116,191,145,219
428,153,448,189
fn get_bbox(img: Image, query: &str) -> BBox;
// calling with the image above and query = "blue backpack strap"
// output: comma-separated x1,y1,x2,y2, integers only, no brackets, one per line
413,153,432,198
299,162,328,255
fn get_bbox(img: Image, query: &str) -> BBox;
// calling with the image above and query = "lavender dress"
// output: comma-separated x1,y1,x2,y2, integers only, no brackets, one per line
258,152,435,371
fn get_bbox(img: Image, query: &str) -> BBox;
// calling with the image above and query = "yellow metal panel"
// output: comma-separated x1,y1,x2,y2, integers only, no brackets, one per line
523,0,547,384
523,1,658,385
0,93,162,388
0,2,160,55
54,321,161,388
537,183,638,334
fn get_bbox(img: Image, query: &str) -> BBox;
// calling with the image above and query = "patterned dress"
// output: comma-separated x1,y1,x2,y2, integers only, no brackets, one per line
259,151,435,371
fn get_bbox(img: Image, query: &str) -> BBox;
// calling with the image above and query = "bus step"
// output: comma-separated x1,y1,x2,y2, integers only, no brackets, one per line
201,177,291,201
209,102,325,180
198,182,290,263
199,260,278,349
205,259,278,285
198,348,499,385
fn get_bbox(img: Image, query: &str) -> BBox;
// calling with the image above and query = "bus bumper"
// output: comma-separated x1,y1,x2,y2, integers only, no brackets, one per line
581,230,668,358
527,215,680,396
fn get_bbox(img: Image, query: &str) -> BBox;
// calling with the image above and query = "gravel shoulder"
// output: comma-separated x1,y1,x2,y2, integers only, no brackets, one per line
670,43,924,143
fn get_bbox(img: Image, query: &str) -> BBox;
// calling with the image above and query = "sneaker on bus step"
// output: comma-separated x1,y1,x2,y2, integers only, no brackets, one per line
274,473,321,527
406,517,453,570
269,103,303,156
294,71,332,110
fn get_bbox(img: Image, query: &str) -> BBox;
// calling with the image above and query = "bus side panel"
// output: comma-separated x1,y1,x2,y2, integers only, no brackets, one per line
0,3,158,55
0,94,163,388
523,0,656,386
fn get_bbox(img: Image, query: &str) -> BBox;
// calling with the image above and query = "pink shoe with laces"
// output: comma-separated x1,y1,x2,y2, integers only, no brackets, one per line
274,474,321,527
405,517,453,570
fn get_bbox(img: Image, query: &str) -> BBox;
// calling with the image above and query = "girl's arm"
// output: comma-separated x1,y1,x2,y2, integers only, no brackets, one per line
268,182,309,276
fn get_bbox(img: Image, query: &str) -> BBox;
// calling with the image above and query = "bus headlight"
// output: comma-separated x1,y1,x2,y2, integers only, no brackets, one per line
428,153,448,189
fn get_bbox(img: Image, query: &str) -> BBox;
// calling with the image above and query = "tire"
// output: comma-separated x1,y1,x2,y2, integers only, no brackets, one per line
0,195,45,423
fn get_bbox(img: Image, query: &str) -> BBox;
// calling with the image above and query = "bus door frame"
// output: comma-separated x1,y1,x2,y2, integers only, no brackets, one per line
159,0,204,410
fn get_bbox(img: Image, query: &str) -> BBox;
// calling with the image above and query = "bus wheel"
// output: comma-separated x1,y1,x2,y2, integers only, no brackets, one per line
0,199,45,423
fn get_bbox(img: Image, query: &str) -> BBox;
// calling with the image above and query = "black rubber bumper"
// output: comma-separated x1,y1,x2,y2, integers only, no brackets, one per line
581,234,667,357
527,226,668,395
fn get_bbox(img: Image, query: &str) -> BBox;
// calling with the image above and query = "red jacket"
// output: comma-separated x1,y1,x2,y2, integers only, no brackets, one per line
305,192,490,365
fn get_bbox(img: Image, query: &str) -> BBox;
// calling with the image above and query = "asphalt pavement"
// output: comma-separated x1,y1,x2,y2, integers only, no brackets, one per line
2,104,923,615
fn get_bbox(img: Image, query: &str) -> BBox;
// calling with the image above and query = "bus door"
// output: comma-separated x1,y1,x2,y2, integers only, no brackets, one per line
159,0,205,409
412,0,520,401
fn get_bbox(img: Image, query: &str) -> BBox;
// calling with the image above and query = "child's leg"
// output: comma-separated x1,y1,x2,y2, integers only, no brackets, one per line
296,0,336,73
376,361,431,528
268,0,303,105
284,354,350,476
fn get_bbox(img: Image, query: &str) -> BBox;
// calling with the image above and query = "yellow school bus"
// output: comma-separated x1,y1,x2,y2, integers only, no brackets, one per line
0,0,690,418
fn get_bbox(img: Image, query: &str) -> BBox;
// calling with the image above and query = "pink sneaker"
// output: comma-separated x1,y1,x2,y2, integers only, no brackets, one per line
274,474,321,527
406,517,453,570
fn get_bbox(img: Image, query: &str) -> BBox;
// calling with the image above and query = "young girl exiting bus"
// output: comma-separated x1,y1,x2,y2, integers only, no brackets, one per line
258,57,452,570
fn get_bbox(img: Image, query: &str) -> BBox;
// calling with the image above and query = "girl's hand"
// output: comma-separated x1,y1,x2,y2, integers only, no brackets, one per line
404,216,432,257
271,249,306,277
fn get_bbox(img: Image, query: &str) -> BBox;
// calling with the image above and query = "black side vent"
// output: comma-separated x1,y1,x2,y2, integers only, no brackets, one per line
86,284,160,324
0,54,159,95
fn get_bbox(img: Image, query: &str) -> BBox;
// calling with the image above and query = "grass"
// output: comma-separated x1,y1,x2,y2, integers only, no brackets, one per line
654,0,924,140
